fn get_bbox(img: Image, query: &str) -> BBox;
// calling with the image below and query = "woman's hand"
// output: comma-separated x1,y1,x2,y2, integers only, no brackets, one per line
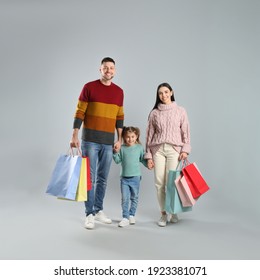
147,159,154,170
179,152,188,161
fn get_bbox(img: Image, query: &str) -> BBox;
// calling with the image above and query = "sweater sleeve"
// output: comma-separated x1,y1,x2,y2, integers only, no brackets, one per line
139,146,148,167
144,112,155,159
180,108,191,154
73,84,89,129
112,151,122,164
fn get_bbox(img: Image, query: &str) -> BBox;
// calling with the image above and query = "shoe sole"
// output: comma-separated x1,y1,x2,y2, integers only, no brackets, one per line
158,223,167,227
85,224,94,229
95,219,112,224
118,224,129,227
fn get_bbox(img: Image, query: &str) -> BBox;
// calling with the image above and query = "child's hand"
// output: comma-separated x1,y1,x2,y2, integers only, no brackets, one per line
147,159,154,170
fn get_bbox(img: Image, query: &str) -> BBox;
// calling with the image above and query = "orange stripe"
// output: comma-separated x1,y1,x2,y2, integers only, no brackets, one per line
83,116,117,133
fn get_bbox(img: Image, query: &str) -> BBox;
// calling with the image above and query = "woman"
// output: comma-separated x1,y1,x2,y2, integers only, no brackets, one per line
145,82,191,227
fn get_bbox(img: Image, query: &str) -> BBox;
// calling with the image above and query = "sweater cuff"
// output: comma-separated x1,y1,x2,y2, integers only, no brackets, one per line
181,144,191,154
73,118,82,129
144,152,152,159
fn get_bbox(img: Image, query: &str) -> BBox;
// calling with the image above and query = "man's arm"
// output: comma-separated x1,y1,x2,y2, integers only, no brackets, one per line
113,127,123,152
70,128,80,148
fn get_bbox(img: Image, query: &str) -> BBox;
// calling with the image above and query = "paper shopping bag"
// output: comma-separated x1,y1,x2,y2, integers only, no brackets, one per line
165,170,192,214
58,156,91,201
85,157,92,191
46,154,82,200
182,162,210,199
175,174,198,207
74,157,87,201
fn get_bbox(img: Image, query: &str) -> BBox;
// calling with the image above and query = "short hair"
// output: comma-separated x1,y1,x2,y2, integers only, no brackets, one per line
101,57,115,65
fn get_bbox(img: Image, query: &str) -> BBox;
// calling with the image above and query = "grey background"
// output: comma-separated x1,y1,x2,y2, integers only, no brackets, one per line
0,0,259,259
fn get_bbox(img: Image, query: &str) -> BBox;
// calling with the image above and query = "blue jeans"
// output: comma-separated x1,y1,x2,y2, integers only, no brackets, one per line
81,140,113,216
120,176,141,219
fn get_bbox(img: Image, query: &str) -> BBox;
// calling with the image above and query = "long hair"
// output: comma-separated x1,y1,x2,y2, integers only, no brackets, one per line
122,126,141,144
152,82,175,110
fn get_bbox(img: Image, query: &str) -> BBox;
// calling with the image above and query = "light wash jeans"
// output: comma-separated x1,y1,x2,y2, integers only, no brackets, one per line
81,140,113,216
153,143,179,212
120,176,141,219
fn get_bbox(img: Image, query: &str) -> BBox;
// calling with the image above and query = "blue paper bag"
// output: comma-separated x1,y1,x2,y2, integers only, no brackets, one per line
165,169,193,214
46,154,82,200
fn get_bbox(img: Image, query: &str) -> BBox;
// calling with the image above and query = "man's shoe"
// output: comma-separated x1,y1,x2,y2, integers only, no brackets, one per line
95,211,112,224
84,214,95,229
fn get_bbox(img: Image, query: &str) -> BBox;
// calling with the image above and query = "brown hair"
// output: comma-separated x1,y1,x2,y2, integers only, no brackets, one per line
122,126,141,144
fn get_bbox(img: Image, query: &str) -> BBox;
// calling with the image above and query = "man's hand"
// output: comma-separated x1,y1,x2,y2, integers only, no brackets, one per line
70,129,80,148
113,140,121,153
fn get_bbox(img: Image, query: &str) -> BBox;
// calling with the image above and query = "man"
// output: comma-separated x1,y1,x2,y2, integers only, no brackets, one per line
70,57,124,229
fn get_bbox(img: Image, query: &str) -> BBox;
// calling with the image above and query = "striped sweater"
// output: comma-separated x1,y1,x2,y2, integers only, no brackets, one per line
73,79,124,145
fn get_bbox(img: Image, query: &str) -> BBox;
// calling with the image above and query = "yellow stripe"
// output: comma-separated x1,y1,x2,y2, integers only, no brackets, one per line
117,106,124,119
74,100,88,120
87,102,121,118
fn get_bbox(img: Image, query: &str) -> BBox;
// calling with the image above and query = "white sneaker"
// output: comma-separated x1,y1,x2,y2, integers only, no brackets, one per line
158,214,167,227
95,211,112,224
84,214,95,229
118,218,130,227
129,215,135,225
170,214,179,223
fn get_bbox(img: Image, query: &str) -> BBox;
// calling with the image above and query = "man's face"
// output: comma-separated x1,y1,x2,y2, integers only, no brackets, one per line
100,62,115,81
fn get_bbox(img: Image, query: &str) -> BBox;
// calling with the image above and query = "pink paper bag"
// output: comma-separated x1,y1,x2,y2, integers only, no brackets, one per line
175,174,198,207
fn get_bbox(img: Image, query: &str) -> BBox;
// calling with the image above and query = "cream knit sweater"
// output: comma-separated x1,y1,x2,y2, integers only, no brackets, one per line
145,102,191,159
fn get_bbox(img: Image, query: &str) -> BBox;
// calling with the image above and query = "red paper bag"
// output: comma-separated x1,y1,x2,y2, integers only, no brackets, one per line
182,162,210,199
85,157,92,191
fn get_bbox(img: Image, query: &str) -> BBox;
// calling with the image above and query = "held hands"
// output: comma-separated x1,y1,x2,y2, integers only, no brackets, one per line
113,140,121,153
147,159,154,170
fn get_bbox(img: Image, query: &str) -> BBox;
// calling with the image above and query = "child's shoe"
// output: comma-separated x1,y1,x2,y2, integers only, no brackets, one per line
118,218,130,227
129,215,135,225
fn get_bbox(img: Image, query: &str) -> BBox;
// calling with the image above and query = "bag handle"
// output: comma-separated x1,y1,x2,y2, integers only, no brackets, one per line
68,147,82,157
176,159,190,170
183,159,191,166
176,160,185,170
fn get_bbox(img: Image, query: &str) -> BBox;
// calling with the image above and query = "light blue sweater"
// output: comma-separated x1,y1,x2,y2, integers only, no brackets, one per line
113,144,147,177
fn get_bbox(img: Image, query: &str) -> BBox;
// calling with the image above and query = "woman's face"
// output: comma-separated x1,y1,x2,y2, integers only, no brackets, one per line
158,86,173,105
